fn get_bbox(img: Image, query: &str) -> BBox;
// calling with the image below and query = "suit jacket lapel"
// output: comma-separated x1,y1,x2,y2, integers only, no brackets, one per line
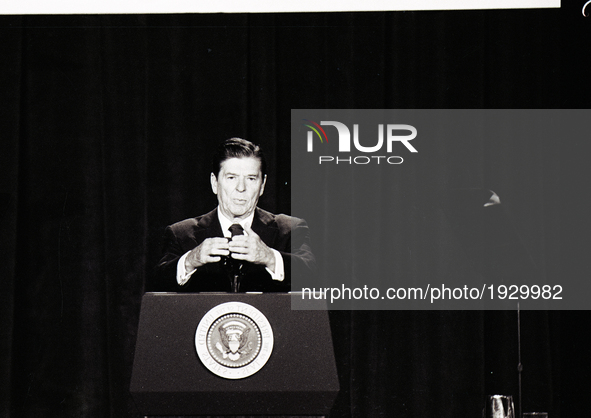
252,207,278,248
196,208,225,241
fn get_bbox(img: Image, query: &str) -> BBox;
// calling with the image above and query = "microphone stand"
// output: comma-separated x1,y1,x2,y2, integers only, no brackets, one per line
517,303,522,418
231,263,243,292
227,228,244,292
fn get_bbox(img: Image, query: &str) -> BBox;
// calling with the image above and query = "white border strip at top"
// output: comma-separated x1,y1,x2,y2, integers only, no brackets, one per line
0,0,560,15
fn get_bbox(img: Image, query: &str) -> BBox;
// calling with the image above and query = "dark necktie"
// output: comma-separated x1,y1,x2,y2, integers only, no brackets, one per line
229,223,244,237
228,223,244,292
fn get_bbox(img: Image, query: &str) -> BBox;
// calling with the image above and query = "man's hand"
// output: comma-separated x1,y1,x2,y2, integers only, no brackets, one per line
228,226,276,272
185,237,230,272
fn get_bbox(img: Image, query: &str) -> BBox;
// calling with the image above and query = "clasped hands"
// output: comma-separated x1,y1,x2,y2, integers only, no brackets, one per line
185,225,276,273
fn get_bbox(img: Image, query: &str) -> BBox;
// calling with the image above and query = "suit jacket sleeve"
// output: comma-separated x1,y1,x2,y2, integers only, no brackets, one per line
267,214,316,291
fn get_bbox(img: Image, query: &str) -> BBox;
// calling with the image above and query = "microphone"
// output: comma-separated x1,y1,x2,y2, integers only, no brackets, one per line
228,224,244,292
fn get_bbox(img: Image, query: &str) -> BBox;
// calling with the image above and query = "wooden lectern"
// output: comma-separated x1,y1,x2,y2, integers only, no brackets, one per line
130,292,339,416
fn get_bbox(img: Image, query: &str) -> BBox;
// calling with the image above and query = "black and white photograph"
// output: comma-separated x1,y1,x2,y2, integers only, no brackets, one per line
1,1,588,417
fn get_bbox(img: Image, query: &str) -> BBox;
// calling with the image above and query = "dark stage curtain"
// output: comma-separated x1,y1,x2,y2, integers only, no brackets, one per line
0,8,587,418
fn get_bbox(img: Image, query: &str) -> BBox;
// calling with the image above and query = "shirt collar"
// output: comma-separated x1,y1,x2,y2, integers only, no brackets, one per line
217,208,254,237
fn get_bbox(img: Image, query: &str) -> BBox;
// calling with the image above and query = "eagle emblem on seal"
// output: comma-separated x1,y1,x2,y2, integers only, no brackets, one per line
215,320,253,361
196,302,273,379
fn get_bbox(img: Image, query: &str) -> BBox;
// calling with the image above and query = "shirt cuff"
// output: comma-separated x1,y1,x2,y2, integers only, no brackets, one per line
177,251,197,286
266,249,285,282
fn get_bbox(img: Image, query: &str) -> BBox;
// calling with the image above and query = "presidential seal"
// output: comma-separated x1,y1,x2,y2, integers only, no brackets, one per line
195,302,274,379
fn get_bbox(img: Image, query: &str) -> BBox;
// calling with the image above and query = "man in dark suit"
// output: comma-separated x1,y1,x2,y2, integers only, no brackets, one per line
154,138,315,292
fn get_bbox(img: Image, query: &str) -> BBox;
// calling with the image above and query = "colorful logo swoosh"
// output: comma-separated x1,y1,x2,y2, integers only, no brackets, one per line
302,119,328,143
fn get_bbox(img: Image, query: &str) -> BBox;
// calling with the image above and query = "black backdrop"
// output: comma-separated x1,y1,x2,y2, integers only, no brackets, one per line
0,6,588,418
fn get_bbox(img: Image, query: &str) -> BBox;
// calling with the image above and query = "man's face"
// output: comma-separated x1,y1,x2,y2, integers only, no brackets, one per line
211,156,266,221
